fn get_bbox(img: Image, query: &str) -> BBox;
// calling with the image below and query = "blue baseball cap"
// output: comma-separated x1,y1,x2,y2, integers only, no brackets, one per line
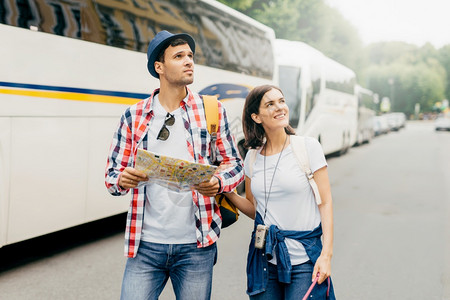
146,30,196,78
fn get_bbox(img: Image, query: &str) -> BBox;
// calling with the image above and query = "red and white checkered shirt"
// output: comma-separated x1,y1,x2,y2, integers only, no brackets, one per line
105,88,244,258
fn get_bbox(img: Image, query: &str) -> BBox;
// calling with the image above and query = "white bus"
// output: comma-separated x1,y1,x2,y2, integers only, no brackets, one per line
0,0,275,248
355,85,376,145
274,39,358,155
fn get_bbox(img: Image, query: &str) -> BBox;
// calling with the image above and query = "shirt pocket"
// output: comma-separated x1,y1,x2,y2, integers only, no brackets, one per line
192,127,214,164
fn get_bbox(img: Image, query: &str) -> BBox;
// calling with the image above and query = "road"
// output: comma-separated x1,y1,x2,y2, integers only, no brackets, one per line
0,121,449,299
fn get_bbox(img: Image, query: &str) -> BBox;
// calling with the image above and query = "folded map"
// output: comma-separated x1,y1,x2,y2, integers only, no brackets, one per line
135,149,218,192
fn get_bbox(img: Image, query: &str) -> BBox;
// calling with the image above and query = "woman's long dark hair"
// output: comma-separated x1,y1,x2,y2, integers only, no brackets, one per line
242,85,295,149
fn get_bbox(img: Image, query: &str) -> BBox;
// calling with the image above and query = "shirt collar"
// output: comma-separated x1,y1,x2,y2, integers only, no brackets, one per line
144,87,194,114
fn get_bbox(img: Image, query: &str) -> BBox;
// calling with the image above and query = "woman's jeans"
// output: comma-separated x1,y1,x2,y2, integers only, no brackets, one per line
120,241,217,300
250,261,328,300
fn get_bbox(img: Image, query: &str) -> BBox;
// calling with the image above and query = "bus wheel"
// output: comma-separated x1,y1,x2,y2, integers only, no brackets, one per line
357,131,364,146
339,132,349,155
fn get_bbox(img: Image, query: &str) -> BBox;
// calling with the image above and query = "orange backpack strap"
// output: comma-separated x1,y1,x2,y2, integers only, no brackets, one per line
203,95,239,228
203,95,220,163
203,95,219,134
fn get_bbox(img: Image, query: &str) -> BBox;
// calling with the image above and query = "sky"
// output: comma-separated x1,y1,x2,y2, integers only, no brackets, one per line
325,0,450,48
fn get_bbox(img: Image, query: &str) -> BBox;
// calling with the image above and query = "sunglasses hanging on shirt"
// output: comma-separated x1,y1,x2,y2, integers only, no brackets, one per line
157,112,175,141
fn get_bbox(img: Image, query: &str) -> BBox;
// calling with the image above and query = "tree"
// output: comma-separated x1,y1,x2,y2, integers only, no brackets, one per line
365,42,417,65
216,0,254,11
217,0,364,76
319,6,365,76
438,45,450,100
216,0,450,113
365,49,446,115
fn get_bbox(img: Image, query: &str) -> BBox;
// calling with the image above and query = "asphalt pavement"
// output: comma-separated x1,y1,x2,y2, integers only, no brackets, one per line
0,121,449,299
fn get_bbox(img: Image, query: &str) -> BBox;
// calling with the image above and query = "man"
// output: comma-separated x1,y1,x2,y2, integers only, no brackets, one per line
105,30,244,299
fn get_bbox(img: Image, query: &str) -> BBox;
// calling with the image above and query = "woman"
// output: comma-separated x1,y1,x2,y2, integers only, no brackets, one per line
226,85,335,299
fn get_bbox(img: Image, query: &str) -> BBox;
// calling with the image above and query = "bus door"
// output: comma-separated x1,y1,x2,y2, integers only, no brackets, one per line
0,118,11,248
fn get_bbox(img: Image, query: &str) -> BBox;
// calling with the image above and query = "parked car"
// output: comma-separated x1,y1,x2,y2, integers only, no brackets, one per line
374,115,389,136
386,112,406,131
396,112,406,129
435,112,450,131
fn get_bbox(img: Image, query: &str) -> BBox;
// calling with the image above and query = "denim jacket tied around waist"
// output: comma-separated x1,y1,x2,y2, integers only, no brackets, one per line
246,212,335,298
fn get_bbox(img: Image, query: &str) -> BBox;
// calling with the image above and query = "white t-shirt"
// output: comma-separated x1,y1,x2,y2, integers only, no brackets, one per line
141,95,197,244
244,136,327,265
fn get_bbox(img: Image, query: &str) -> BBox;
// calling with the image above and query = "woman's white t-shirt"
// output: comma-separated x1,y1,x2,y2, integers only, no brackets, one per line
244,136,327,265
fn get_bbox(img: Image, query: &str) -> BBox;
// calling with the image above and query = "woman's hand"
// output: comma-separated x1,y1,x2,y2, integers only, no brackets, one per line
312,254,332,284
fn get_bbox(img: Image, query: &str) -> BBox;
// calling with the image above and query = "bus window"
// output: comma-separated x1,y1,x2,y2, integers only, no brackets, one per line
278,65,301,128
0,0,274,79
50,3,66,36
307,63,321,120
361,92,376,110
304,83,313,121
323,59,355,95
16,0,39,29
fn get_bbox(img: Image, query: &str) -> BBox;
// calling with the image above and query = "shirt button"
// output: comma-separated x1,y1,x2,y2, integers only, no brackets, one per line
262,253,265,256
263,268,267,271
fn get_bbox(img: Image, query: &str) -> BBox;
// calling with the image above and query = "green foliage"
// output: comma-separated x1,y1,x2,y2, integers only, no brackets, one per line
366,42,418,65
366,46,446,115
244,0,305,41
320,7,365,77
217,0,364,72
216,0,449,114
216,0,254,11
438,45,450,100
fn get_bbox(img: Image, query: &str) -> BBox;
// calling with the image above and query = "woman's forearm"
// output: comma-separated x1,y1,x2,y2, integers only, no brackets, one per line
314,167,334,257
318,201,333,257
224,176,256,219
225,191,256,219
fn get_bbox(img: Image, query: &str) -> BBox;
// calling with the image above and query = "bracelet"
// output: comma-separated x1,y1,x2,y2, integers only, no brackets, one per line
213,175,222,193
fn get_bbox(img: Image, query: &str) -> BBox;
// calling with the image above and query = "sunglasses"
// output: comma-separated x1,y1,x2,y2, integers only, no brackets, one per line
157,112,175,140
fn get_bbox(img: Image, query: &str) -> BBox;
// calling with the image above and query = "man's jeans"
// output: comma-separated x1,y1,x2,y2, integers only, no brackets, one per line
120,241,217,300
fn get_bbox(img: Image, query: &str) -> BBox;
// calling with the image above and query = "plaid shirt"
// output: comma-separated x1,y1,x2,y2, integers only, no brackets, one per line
105,88,244,258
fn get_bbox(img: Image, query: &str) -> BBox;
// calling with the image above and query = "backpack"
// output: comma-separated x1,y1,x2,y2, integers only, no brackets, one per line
203,95,240,228
246,135,322,205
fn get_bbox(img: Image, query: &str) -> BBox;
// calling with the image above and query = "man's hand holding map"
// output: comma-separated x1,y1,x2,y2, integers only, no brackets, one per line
135,149,218,192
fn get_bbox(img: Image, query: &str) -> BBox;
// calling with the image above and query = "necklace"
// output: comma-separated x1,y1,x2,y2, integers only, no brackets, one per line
263,134,288,221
